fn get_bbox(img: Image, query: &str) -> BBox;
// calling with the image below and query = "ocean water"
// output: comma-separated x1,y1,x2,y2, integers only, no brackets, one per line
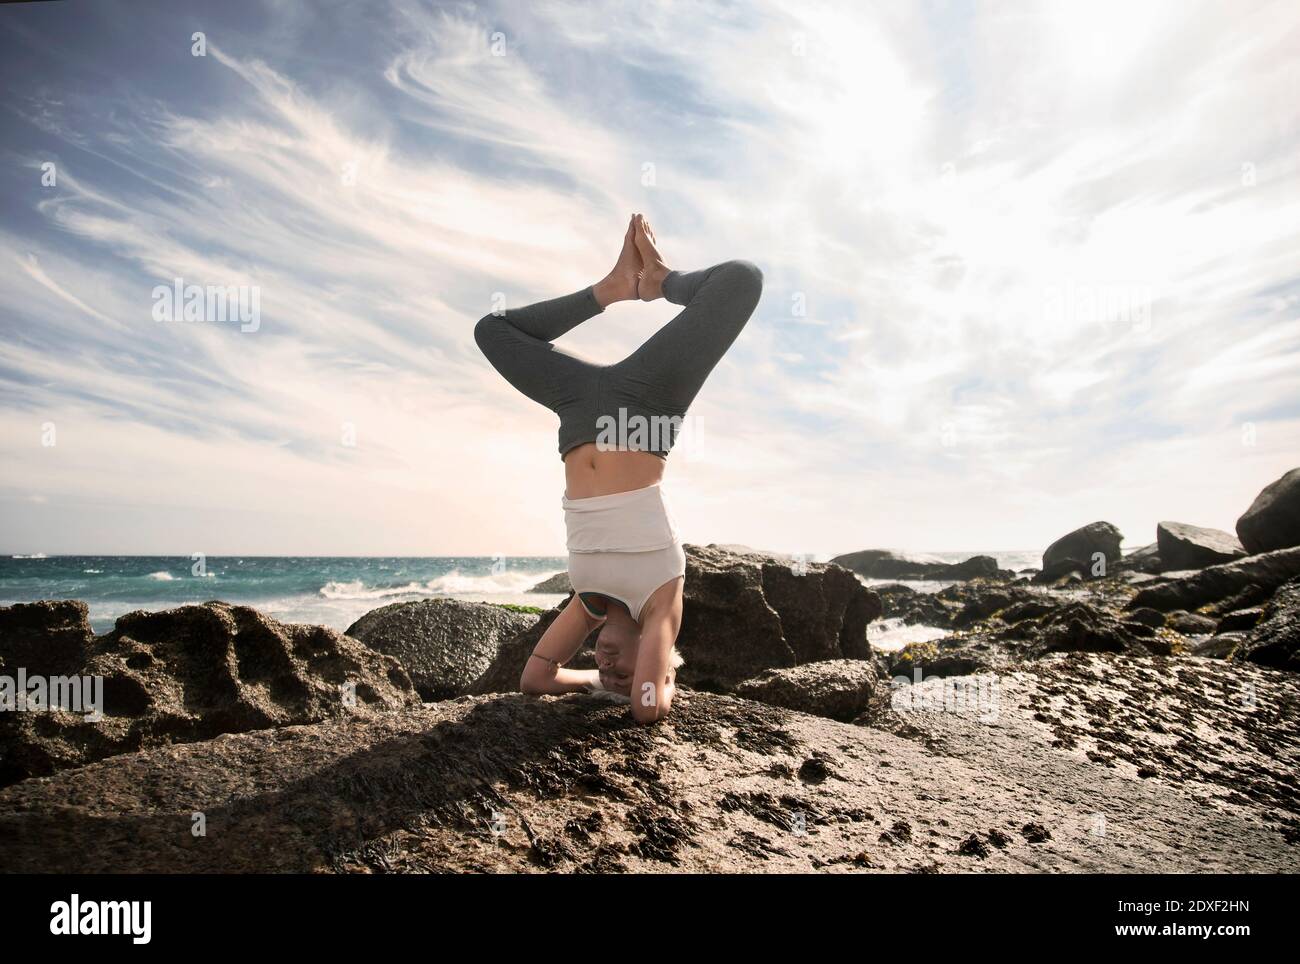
0,555,570,635
852,549,1044,653
0,549,1046,640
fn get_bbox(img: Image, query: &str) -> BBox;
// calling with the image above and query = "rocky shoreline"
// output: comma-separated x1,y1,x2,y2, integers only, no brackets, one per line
2,469,1299,872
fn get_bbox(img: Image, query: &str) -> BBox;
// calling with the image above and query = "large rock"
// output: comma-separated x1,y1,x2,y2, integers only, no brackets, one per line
1126,546,1300,613
528,572,572,594
940,555,1007,580
2,655,1296,873
1116,543,1163,574
1237,468,1300,554
0,601,418,787
1236,576,1300,671
1216,607,1263,633
830,549,1008,581
1156,521,1246,569
472,545,882,695
733,660,876,722
345,599,535,700
830,549,941,579
683,545,879,685
1167,610,1217,635
1036,522,1123,582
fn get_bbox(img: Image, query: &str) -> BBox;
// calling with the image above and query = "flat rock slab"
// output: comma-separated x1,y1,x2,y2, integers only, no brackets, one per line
876,653,1300,865
2,655,1296,872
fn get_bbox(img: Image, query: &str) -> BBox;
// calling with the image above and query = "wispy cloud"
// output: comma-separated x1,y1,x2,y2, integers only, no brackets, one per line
0,0,1297,555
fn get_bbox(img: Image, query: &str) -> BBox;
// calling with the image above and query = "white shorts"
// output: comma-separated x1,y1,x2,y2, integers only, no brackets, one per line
562,482,687,623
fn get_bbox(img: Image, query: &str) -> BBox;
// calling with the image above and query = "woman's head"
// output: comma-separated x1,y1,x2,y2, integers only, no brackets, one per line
594,603,683,697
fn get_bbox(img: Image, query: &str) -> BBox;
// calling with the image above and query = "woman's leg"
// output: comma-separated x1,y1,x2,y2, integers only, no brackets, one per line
474,216,643,414
609,258,763,419
474,286,605,413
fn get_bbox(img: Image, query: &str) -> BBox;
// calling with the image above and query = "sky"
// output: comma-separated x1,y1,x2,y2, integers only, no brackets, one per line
0,0,1297,558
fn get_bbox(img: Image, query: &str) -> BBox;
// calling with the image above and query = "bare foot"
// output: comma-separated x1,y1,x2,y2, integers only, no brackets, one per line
633,214,671,302
593,216,642,307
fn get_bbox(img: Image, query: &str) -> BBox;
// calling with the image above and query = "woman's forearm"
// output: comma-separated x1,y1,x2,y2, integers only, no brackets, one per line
521,665,599,695
519,594,603,694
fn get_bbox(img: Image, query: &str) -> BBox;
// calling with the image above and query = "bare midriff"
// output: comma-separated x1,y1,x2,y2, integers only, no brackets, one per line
563,443,666,499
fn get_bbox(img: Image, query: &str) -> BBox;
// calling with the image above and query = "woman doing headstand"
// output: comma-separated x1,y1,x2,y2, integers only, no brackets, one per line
474,214,762,723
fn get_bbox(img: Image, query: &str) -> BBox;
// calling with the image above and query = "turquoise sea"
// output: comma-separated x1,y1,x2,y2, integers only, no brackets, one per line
0,555,571,634
0,550,1046,639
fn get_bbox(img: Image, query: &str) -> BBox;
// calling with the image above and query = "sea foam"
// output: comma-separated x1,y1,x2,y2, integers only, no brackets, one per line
319,569,552,600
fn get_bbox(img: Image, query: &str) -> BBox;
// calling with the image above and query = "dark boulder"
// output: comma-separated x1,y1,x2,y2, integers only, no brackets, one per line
346,598,535,700
663,545,880,690
1118,618,1159,638
1117,543,1163,574
1036,522,1123,582
830,549,1010,582
1236,576,1300,671
937,555,1006,580
1189,633,1245,659
829,549,946,579
1126,546,1300,613
1236,468,1300,554
733,660,877,722
1166,610,1217,635
1156,522,1245,569
1216,608,1263,633
1126,607,1167,629
527,572,572,593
